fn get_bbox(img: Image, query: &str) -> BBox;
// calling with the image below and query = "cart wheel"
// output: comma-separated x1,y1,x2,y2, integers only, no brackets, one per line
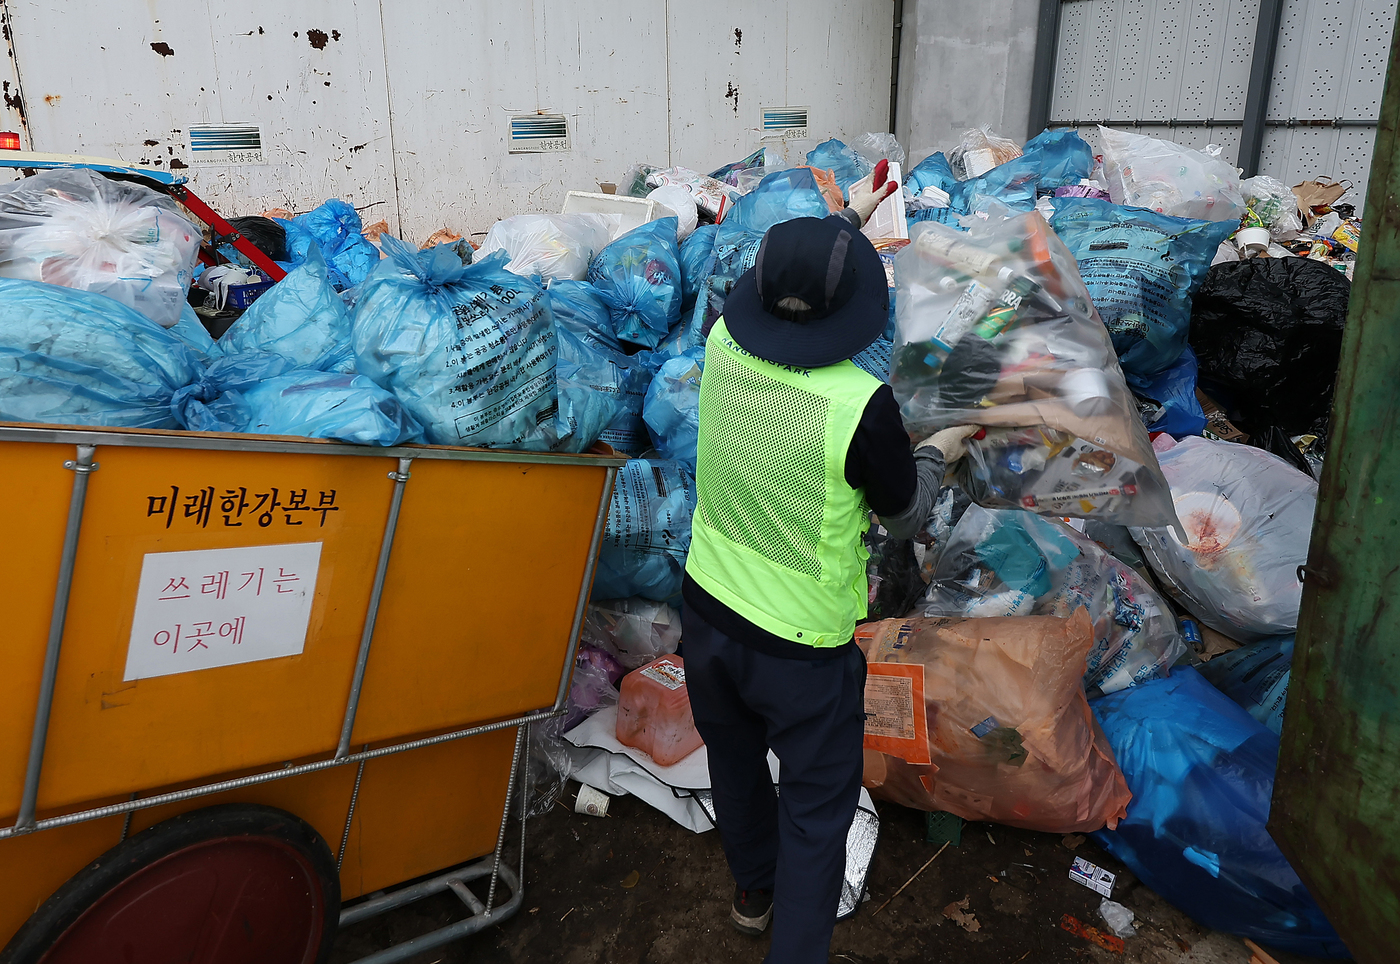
1,804,339,964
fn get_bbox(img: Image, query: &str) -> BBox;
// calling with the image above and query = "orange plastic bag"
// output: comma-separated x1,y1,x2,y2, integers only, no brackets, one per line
858,609,1131,833
798,166,845,213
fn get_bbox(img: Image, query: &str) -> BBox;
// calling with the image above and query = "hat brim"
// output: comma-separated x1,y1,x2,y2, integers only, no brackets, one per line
721,236,889,369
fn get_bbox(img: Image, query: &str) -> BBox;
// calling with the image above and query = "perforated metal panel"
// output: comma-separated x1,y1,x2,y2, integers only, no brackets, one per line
1260,0,1394,212
1049,0,1390,212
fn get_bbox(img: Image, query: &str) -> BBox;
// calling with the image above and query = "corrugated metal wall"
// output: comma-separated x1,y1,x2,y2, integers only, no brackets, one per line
0,1,894,241
1047,0,1393,211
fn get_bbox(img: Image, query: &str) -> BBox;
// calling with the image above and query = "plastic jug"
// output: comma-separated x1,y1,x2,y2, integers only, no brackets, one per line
615,655,704,766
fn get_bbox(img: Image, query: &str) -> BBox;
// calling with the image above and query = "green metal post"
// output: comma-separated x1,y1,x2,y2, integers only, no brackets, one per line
1270,13,1400,964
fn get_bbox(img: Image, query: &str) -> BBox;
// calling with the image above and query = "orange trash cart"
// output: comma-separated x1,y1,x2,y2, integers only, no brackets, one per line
0,423,624,963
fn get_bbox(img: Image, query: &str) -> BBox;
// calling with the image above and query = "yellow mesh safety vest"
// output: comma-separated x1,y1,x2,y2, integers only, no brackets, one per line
686,318,883,648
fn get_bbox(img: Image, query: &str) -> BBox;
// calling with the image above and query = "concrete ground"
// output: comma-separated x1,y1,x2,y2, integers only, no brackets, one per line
330,783,1334,964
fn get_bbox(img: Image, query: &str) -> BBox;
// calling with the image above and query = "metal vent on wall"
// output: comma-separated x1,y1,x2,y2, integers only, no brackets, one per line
762,107,809,139
187,124,265,165
509,114,570,153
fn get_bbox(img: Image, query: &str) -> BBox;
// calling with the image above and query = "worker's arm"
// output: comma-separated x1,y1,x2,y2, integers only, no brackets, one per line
835,159,900,229
845,389,976,541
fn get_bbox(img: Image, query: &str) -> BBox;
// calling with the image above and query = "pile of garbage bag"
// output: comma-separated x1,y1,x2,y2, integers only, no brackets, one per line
0,125,1360,954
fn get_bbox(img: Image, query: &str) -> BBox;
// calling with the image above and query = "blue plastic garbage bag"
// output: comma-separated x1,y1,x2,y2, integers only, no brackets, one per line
644,347,704,472
684,168,832,351
353,236,557,450
587,218,683,351
173,351,422,445
592,459,695,604
904,152,959,198
955,129,1094,214
1091,669,1347,957
805,138,872,197
1051,197,1237,378
851,336,892,381
549,281,655,454
219,249,353,371
1198,636,1294,736
277,199,380,291
1126,346,1208,436
0,279,202,429
679,223,718,311
168,303,223,367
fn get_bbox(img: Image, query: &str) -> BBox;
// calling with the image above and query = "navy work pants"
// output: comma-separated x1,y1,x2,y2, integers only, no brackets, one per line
682,607,866,964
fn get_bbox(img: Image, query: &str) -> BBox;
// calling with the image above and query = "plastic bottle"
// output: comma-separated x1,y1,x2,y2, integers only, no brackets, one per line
615,655,704,766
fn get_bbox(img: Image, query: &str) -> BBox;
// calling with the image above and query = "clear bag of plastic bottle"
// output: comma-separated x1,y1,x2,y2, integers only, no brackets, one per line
477,213,618,282
1098,126,1246,223
889,214,1179,530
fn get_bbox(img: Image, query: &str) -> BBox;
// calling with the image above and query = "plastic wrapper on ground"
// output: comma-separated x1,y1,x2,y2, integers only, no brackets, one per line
1197,635,1293,736
889,214,1178,529
0,168,200,328
592,459,695,604
805,138,872,196
352,237,556,449
278,199,380,291
477,213,617,282
1090,669,1347,958
1050,197,1236,378
587,218,683,351
218,248,355,371
0,279,203,429
582,598,682,670
172,351,423,445
1098,126,1246,222
1129,436,1315,641
1189,258,1351,438
524,645,622,817
858,609,1132,833
921,505,1185,695
643,347,703,473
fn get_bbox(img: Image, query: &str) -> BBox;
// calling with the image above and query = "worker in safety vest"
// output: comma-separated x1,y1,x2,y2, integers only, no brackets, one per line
682,160,977,963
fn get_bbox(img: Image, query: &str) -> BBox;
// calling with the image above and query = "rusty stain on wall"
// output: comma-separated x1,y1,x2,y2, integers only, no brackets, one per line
149,41,174,57
42,93,57,105
734,28,742,50
307,28,329,50
2,80,22,119
725,81,739,115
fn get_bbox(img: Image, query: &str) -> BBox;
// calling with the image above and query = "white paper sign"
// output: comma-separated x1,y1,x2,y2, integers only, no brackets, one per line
124,543,323,681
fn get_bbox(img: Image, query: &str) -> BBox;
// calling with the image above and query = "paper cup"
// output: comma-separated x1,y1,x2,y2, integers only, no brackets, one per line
1170,491,1243,557
1236,227,1271,258
575,784,610,817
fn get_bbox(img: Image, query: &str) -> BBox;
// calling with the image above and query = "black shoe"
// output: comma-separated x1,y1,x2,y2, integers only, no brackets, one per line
730,886,773,936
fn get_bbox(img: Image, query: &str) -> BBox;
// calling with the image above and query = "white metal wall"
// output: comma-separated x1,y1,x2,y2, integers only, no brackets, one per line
1,1,894,241
1048,0,1393,212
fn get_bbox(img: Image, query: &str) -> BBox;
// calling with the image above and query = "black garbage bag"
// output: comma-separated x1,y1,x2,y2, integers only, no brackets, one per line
1189,258,1350,437
225,216,290,263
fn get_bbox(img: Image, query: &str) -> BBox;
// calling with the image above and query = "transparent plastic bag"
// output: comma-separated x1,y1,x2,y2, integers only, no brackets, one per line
708,148,768,188
587,218,683,350
0,168,200,328
352,236,556,449
643,347,703,472
0,278,203,428
853,132,907,167
582,598,682,670
1241,174,1303,238
890,214,1179,529
1098,127,1246,222
805,138,873,196
1091,669,1347,958
1129,436,1316,641
477,214,617,282
1050,197,1236,378
646,186,700,242
219,248,354,371
921,505,1185,695
525,645,623,816
948,126,1023,180
858,609,1132,833
592,459,695,603
172,351,423,445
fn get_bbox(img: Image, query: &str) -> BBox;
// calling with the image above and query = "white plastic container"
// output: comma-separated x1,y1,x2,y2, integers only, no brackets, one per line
560,192,662,239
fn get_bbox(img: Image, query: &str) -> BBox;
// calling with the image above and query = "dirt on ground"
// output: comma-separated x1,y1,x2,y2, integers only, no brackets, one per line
331,784,1330,964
